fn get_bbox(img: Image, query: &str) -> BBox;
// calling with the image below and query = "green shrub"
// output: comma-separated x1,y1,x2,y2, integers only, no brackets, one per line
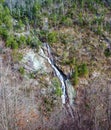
19,67,25,75
59,33,68,44
103,22,111,32
72,66,79,86
6,35,18,49
18,20,24,28
78,63,88,77
0,4,13,30
96,25,103,35
0,27,9,40
104,48,111,57
52,77,62,96
48,32,58,44
11,40,18,49
6,36,13,47
0,0,5,3
63,17,73,27
3,15,12,29
66,8,75,18
78,12,84,25
29,72,35,79
40,96,54,115
26,36,32,45
60,16,73,27
30,37,41,49
18,35,26,47
38,30,48,42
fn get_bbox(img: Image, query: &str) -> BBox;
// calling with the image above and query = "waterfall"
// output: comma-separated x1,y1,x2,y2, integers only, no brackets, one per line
43,43,76,105
43,43,66,104
47,57,66,104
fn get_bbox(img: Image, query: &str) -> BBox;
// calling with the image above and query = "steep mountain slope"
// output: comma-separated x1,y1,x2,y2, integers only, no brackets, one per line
0,0,111,130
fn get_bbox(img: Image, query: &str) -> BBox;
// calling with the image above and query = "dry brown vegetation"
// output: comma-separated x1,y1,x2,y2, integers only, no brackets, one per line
0,0,111,129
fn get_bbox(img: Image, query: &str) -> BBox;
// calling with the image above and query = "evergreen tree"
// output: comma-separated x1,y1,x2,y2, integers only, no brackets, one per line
78,63,88,77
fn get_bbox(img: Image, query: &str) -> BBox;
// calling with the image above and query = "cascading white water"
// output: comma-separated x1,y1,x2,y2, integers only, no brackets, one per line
43,43,75,105
44,43,76,118
43,43,66,104
47,57,66,104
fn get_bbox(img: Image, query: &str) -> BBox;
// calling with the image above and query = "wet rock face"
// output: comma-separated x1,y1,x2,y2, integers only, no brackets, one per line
66,80,76,105
21,48,50,73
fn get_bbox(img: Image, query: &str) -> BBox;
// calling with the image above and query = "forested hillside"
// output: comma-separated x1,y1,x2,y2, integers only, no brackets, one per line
0,0,111,130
